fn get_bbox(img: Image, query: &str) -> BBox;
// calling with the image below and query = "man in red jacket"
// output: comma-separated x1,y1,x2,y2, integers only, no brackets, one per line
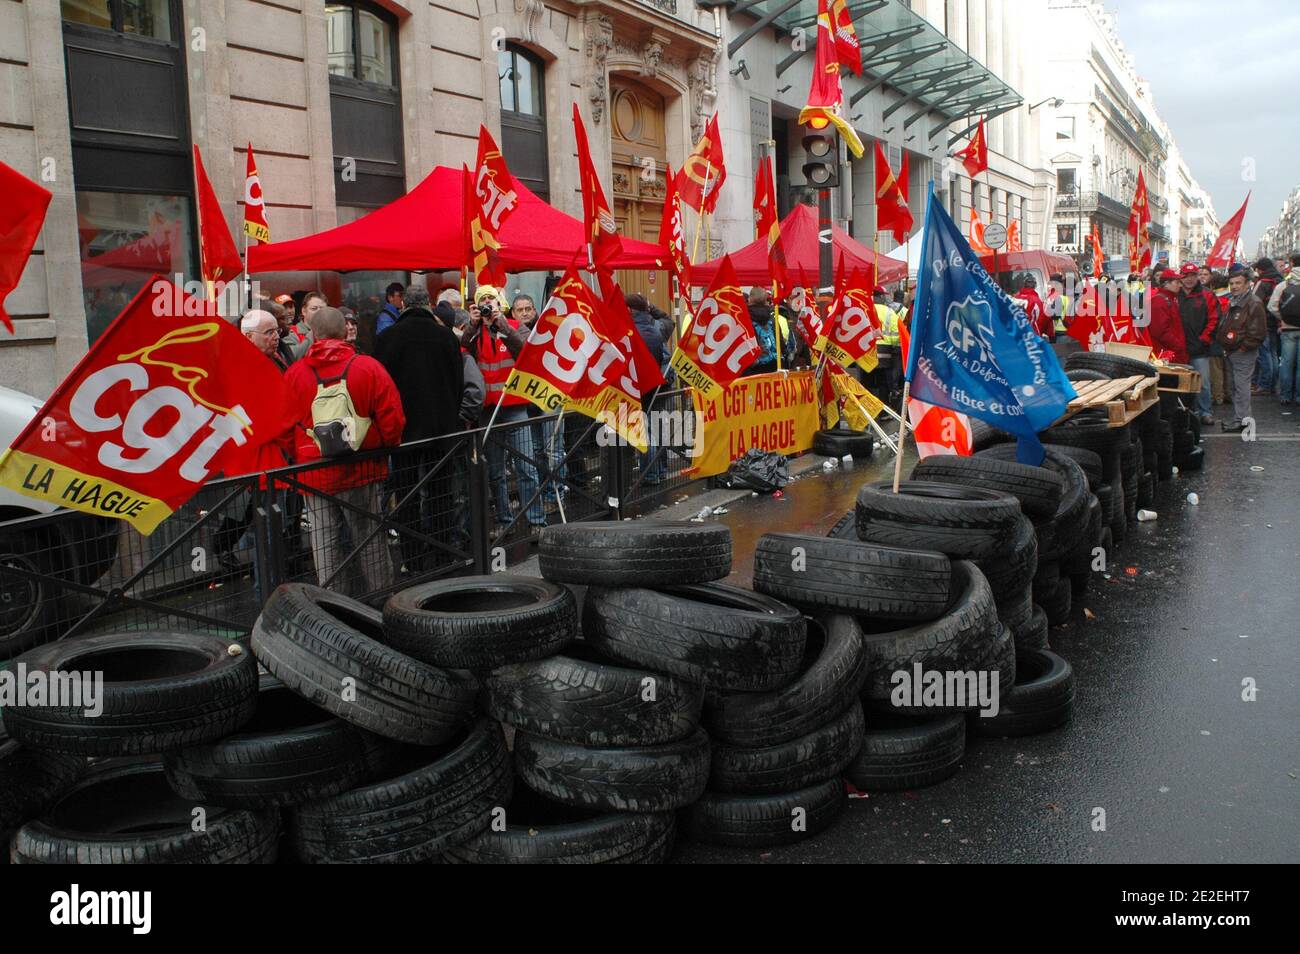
284,306,406,596
1147,269,1188,363
1014,276,1052,340
1177,262,1221,424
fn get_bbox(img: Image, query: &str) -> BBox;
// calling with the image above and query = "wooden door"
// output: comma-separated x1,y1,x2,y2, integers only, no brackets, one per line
609,78,669,313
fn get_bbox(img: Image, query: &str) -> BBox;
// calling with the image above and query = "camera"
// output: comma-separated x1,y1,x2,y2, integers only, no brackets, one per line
477,303,494,319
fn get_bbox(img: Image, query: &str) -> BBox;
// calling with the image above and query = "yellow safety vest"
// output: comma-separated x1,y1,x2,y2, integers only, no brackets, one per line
876,304,900,346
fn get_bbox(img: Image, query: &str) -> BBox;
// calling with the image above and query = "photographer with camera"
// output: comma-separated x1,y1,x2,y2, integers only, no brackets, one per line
465,286,548,537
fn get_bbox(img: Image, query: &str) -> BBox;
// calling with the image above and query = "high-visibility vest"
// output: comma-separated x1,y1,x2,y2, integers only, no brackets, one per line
475,321,528,408
876,304,900,346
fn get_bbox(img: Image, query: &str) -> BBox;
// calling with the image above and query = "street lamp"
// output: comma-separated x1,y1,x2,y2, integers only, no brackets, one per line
1029,97,1064,111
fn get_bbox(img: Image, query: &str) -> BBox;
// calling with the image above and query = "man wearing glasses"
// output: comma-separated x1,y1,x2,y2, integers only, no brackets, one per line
241,309,288,372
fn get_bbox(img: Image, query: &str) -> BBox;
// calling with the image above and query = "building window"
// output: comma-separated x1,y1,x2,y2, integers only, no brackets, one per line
326,2,403,207
62,0,194,343
1055,116,1074,141
62,0,172,41
1057,168,1077,194
1057,224,1077,245
498,44,549,201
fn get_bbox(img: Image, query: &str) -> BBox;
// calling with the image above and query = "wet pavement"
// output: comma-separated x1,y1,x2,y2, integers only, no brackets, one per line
676,400,1300,864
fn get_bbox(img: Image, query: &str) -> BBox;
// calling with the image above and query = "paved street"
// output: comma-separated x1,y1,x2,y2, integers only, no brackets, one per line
676,401,1300,863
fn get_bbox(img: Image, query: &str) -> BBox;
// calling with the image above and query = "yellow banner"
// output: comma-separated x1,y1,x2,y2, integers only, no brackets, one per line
830,372,886,432
0,448,174,534
669,349,724,400
505,370,649,452
689,371,819,478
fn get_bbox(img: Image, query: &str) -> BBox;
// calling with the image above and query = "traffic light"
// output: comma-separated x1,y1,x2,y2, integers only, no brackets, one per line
802,130,837,189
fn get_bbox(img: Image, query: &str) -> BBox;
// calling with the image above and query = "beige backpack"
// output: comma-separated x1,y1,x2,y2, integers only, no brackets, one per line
308,356,371,456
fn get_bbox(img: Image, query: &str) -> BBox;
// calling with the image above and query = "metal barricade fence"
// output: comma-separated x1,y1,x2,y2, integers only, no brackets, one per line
0,402,694,653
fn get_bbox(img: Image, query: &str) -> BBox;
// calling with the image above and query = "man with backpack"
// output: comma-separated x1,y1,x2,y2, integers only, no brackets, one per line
1268,251,1300,405
283,306,406,596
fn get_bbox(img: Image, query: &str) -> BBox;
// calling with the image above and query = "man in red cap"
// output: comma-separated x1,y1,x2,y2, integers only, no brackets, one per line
1148,268,1188,363
1177,262,1220,423
1014,275,1052,340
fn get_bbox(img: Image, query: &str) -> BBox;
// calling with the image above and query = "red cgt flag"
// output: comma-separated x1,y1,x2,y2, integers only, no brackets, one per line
475,124,520,234
678,114,727,215
874,142,913,244
798,0,865,158
242,143,271,244
754,155,790,299
574,103,623,269
596,268,665,398
1205,193,1250,269
463,163,506,287
669,255,758,399
192,146,243,297
0,161,52,334
1127,169,1152,272
657,162,691,292
829,0,863,75
823,266,882,372
955,117,988,179
0,276,293,533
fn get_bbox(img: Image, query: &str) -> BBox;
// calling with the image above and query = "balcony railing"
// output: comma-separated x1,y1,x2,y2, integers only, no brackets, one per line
1055,190,1133,223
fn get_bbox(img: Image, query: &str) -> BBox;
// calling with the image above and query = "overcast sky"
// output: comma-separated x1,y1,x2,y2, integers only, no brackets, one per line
1114,1,1300,255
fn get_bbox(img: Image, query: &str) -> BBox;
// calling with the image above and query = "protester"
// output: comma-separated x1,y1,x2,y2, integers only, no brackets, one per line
1267,251,1300,405
1252,257,1283,396
452,308,485,427
241,309,286,370
743,286,794,375
372,287,464,572
873,285,903,402
1147,269,1188,363
436,287,464,310
375,282,405,337
1217,268,1267,432
342,308,360,350
1045,272,1070,337
510,292,565,515
266,300,301,367
1177,262,1220,424
465,285,547,537
1014,275,1051,339
626,292,669,483
283,306,405,596
1208,271,1231,406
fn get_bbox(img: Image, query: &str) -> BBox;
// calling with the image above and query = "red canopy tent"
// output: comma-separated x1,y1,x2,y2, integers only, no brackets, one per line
246,166,664,274
687,204,907,288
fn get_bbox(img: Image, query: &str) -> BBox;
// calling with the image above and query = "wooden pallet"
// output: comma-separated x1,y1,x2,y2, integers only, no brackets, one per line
1157,365,1202,394
1057,375,1159,427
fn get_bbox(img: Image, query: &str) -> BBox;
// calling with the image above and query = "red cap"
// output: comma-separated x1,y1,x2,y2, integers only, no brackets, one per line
1179,262,1199,275
873,285,887,295
1159,268,1179,282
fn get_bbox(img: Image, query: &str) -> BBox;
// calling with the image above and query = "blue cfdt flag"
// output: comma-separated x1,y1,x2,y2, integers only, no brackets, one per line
904,186,1076,465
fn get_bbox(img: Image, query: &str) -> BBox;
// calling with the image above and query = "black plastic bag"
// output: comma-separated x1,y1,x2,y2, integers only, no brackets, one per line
712,449,790,493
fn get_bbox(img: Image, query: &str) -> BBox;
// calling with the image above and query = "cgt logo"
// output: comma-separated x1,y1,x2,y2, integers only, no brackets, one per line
944,297,995,363
50,885,151,935
686,287,759,373
67,325,251,483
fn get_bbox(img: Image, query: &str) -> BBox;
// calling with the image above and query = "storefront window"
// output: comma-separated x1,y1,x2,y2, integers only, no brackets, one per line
76,191,194,343
62,0,171,40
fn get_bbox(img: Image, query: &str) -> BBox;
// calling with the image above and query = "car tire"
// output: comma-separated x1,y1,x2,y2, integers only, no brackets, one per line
381,575,576,670
977,516,1038,602
0,716,84,848
513,727,710,813
538,521,730,587
970,649,1074,738
681,777,844,848
289,717,512,863
484,641,704,747
11,758,279,864
1013,605,1049,651
855,482,1021,560
753,533,951,620
812,428,874,459
844,712,965,791
162,677,375,808
4,632,257,757
704,615,870,748
709,702,865,795
911,455,1063,519
1064,351,1159,379
0,529,65,662
252,583,478,746
584,583,806,692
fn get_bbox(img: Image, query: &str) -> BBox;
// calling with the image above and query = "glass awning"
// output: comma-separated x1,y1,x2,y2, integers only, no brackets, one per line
727,0,1021,134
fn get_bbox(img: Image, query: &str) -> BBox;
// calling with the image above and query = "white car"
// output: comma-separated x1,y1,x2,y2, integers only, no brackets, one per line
0,385,118,659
